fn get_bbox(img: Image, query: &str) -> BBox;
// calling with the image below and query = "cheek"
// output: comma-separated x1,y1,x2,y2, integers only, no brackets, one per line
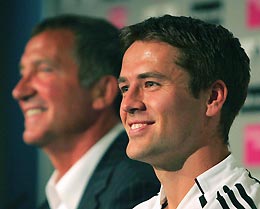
41,85,79,117
149,93,196,131
147,97,176,135
119,97,126,119
35,78,64,99
48,82,79,103
146,93,175,116
119,108,126,125
48,89,70,108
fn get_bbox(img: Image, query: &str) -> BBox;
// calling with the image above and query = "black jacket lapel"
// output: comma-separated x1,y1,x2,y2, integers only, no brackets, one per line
77,131,128,209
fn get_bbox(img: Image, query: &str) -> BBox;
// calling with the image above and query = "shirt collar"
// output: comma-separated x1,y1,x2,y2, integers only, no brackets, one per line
159,154,236,208
159,186,167,206
195,154,236,194
46,123,124,209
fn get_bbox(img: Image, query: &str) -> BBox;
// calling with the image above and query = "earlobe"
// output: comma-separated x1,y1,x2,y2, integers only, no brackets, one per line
92,76,118,110
206,80,227,117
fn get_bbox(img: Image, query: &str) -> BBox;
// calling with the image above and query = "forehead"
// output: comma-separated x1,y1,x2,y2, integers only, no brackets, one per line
120,41,182,77
21,29,75,63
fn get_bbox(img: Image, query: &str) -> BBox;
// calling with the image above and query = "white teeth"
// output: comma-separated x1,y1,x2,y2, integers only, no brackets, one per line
131,123,147,130
26,109,43,117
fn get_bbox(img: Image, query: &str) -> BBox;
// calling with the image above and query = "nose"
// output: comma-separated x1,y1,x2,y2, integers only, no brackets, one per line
121,86,146,114
12,76,35,101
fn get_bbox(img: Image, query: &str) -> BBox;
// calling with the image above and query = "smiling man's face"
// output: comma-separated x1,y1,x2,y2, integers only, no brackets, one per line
12,29,96,147
119,41,208,170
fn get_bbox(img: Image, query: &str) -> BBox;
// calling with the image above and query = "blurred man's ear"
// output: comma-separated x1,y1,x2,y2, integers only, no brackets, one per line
92,76,119,110
206,80,227,117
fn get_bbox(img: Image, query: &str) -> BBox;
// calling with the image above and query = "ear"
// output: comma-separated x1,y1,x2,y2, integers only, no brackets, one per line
91,76,119,110
206,80,227,117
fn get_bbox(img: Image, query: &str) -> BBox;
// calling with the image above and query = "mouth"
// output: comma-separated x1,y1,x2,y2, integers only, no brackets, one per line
127,121,154,138
130,123,148,130
128,121,155,134
25,108,46,117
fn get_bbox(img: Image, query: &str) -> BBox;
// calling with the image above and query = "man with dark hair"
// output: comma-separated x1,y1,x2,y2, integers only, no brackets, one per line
12,14,159,209
118,15,260,208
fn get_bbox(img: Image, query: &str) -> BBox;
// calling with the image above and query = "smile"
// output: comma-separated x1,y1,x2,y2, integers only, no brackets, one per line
25,108,44,117
131,123,148,130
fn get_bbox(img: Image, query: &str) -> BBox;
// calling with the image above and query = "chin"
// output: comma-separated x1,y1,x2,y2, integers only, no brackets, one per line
126,144,141,159
126,145,150,165
23,132,46,147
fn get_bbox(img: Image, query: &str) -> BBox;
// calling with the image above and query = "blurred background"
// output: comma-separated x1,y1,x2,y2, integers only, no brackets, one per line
1,0,260,208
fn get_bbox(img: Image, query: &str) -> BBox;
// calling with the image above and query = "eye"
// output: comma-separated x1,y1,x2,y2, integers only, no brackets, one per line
37,62,55,73
119,85,129,94
38,65,53,72
144,81,160,88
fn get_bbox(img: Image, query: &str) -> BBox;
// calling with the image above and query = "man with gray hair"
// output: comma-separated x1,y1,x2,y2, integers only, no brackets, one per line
12,14,160,209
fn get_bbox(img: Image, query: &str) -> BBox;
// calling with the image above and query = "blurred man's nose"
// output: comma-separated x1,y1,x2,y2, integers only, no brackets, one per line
12,75,35,101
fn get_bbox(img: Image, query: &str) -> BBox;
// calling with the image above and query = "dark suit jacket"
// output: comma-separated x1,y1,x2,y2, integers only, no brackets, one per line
38,131,160,209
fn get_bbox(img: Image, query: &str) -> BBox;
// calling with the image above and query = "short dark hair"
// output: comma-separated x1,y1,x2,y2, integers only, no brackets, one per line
32,14,123,111
120,15,250,143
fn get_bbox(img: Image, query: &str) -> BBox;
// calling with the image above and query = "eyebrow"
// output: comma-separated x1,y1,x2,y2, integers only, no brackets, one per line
18,59,57,72
118,71,167,84
118,76,127,84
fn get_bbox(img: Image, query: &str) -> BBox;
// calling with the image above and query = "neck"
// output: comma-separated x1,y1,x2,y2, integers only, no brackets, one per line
43,110,119,181
155,143,229,209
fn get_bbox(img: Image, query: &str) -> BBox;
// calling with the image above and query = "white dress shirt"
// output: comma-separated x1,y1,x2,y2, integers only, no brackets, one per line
46,123,124,209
